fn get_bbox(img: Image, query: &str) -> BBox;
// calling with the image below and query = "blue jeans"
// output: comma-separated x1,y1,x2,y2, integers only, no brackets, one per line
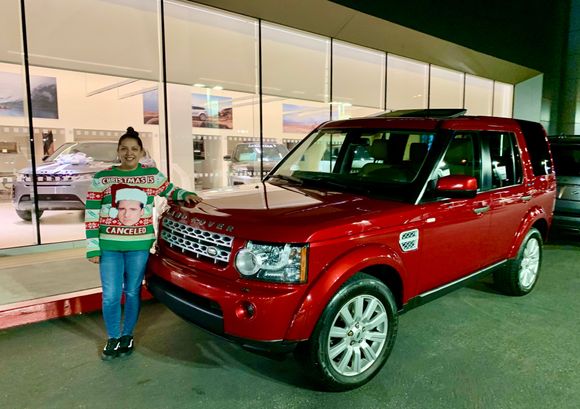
99,250,150,339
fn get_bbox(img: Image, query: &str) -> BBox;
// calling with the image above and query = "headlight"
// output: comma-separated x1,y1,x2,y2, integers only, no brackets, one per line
232,166,248,176
235,242,308,284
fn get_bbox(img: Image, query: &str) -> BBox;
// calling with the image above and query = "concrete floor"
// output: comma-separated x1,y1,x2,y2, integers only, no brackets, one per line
1,236,579,409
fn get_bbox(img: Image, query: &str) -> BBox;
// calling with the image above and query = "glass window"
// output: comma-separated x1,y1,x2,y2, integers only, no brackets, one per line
493,82,514,118
485,132,522,188
465,74,493,115
429,66,464,109
332,41,385,110
262,22,330,102
436,134,480,181
387,55,428,110
0,2,37,249
22,0,163,246
518,120,552,176
262,23,330,172
165,2,259,190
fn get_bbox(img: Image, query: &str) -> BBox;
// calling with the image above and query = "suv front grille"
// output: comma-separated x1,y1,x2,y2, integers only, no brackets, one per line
161,218,234,264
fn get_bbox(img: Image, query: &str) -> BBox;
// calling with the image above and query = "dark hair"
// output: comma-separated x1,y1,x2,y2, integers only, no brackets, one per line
118,126,144,150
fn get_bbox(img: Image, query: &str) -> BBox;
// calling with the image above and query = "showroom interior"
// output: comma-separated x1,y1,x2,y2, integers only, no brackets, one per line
0,0,579,407
0,0,575,318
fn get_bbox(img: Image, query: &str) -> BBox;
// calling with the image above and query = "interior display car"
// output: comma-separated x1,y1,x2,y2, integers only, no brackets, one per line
12,141,154,221
548,134,580,234
224,142,289,185
192,105,208,121
146,109,556,391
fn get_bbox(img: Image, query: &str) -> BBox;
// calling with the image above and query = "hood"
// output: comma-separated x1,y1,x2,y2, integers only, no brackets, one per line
18,160,112,175
166,181,416,243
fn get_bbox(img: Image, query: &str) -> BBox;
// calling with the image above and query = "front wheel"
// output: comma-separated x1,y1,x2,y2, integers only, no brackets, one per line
296,273,398,391
493,227,543,296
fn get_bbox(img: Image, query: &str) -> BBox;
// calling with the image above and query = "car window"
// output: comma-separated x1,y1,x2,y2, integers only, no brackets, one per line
53,142,118,162
486,131,522,188
518,120,552,175
272,128,435,201
436,133,479,179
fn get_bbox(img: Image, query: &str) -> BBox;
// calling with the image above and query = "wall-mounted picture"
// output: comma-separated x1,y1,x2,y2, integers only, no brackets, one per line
283,104,331,134
143,90,233,129
191,93,232,129
143,90,159,125
0,72,59,119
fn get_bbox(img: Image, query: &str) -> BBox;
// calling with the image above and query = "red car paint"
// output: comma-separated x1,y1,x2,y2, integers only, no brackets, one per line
146,113,556,351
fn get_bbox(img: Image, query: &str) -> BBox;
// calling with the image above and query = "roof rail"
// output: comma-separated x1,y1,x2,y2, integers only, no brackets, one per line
369,108,467,119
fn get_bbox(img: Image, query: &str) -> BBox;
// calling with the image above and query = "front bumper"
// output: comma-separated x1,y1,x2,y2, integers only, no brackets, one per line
145,252,306,353
12,181,87,211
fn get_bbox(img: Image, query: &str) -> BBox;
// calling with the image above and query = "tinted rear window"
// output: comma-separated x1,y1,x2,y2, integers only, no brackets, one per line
550,144,580,176
517,120,552,176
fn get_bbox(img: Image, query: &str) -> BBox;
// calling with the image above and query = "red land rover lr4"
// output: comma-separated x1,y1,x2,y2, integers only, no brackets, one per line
146,109,556,391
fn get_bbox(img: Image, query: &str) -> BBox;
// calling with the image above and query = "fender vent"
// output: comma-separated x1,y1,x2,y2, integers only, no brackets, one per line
399,229,419,252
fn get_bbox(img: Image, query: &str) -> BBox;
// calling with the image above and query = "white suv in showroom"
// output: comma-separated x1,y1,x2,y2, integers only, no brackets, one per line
12,141,154,221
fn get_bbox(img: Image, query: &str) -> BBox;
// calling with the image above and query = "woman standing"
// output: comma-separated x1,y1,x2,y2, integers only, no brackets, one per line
86,127,202,360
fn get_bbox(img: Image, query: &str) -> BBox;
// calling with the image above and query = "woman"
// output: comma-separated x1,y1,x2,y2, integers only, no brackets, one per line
85,127,202,360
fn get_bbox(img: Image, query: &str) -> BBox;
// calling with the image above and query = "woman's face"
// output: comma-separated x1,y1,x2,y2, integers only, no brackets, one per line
118,138,143,169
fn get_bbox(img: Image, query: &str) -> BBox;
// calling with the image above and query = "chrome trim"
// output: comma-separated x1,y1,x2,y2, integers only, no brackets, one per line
418,260,507,298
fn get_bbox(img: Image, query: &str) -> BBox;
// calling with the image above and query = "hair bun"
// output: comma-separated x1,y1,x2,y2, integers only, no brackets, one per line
126,126,138,136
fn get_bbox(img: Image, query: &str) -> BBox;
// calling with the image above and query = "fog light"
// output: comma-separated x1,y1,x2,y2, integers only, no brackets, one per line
235,300,256,319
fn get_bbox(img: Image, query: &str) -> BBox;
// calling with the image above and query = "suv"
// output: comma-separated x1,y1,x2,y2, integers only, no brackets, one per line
12,141,154,221
146,109,556,390
224,143,289,185
547,135,580,234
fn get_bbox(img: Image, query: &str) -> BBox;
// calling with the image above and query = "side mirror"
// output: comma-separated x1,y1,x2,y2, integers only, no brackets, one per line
223,155,232,161
435,175,478,198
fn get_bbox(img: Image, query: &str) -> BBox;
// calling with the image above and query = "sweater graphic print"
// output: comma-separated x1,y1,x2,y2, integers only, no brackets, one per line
85,164,192,258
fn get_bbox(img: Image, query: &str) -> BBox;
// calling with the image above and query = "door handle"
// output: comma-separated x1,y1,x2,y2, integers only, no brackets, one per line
521,195,532,202
473,205,490,214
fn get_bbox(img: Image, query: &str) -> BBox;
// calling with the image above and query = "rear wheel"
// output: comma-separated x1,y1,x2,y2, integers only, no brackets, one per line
16,209,44,221
494,227,542,296
296,273,398,391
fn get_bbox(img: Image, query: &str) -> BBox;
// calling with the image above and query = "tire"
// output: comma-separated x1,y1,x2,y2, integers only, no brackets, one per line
198,113,207,121
493,227,542,296
16,209,44,221
295,273,398,391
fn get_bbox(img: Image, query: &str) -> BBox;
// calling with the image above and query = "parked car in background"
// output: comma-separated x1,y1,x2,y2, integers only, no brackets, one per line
224,142,289,185
192,105,207,121
548,134,580,234
12,141,155,221
146,109,555,391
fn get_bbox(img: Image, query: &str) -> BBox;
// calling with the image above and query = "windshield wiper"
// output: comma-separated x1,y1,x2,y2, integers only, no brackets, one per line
300,175,371,194
269,174,303,184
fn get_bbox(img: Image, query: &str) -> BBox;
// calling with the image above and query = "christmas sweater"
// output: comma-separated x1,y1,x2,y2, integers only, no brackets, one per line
85,164,194,258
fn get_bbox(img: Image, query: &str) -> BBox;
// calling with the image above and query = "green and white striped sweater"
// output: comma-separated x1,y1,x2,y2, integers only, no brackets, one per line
85,164,194,258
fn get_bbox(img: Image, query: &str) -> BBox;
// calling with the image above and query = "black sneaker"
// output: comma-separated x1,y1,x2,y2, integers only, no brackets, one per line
118,335,134,357
101,338,120,361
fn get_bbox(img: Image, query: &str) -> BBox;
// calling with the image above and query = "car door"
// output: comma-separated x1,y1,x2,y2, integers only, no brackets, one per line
417,133,493,294
482,131,529,264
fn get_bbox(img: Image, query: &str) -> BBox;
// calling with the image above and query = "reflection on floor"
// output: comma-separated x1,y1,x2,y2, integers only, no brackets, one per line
0,202,84,248
0,247,99,306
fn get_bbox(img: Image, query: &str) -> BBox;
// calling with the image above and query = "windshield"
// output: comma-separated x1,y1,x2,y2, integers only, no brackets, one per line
46,142,119,162
551,144,580,176
234,144,289,162
269,128,436,199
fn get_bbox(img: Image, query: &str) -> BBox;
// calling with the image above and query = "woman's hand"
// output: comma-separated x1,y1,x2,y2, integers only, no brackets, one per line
183,194,203,206
88,256,100,264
